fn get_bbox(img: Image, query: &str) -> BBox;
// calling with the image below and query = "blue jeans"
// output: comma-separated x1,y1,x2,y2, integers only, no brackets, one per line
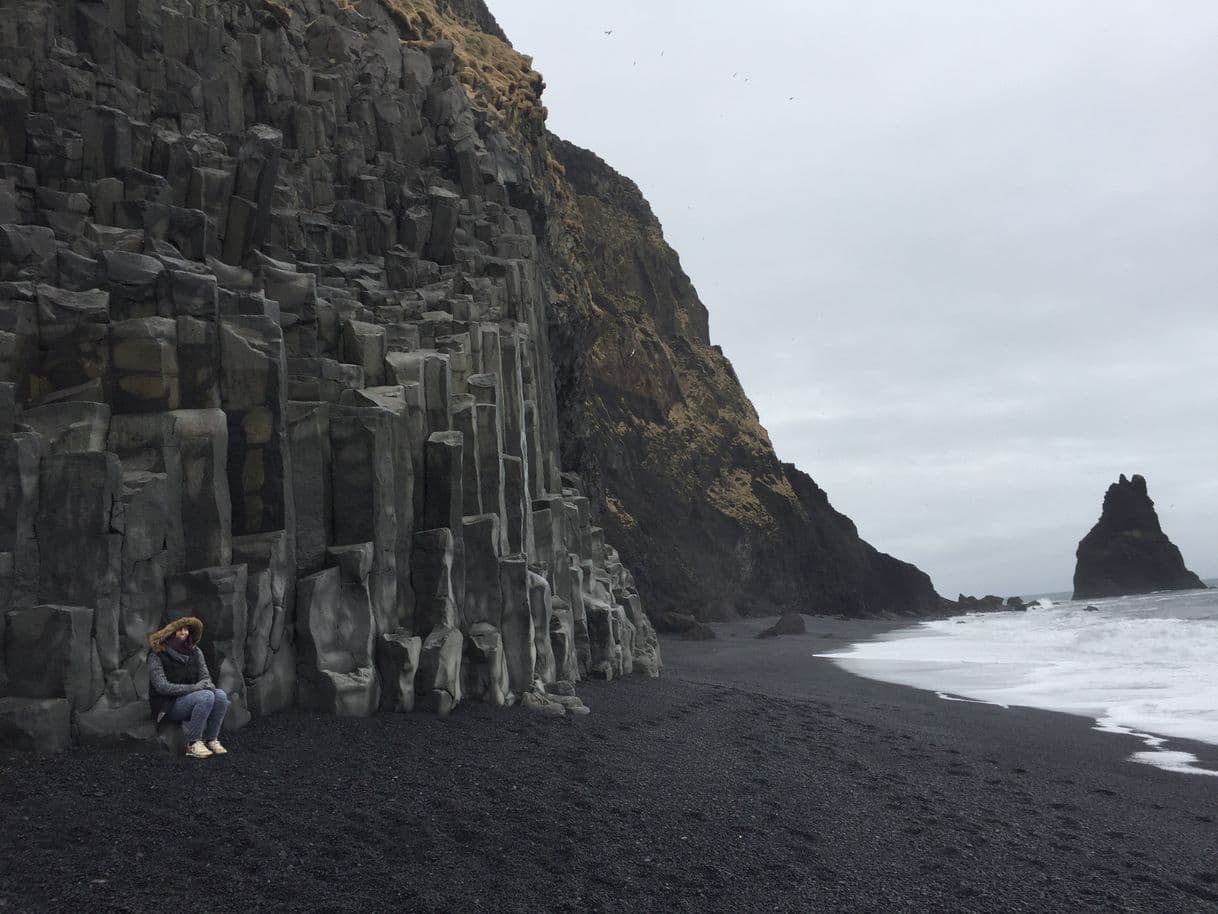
166,688,229,743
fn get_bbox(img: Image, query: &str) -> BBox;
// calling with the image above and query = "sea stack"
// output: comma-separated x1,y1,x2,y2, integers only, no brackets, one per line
1072,474,1205,599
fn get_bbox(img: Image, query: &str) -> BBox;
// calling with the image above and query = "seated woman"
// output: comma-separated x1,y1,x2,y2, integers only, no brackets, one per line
147,616,231,759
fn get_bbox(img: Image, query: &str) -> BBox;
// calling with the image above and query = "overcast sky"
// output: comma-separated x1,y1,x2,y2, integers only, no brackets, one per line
493,1,1218,597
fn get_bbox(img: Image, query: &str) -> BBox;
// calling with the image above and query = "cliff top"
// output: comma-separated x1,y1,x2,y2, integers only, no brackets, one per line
1094,473,1162,535
370,0,546,132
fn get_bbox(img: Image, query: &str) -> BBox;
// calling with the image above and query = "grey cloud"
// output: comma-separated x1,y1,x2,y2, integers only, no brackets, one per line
494,0,1218,596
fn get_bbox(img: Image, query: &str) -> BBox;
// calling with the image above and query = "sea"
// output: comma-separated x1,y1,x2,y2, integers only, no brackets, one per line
819,582,1218,777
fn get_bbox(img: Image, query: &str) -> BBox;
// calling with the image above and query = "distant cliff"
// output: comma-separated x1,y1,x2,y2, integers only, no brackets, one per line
1073,474,1205,600
539,139,940,622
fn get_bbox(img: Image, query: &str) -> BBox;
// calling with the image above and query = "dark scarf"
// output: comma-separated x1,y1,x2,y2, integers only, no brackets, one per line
165,632,196,663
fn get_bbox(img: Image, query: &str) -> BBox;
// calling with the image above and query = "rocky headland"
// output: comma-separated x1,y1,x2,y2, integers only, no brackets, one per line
1073,474,1205,600
0,0,940,752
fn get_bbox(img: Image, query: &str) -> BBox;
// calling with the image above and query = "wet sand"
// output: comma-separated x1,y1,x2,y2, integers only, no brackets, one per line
1,615,1216,913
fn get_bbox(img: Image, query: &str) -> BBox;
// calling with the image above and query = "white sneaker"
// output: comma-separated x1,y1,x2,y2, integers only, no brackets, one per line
205,739,228,755
186,741,213,759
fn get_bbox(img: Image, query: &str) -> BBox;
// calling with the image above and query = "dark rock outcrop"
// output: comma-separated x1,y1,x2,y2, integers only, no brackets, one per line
544,139,940,623
952,594,1026,613
1073,474,1205,600
657,611,715,641
757,612,807,638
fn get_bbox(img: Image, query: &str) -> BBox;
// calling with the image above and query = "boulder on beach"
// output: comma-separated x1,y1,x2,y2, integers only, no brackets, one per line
756,613,807,638
659,612,717,640
1072,474,1205,600
681,622,717,641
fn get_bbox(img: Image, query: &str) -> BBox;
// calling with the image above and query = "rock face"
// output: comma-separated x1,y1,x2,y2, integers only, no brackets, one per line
0,0,660,749
544,139,940,622
757,613,807,638
1073,474,1205,600
0,0,946,748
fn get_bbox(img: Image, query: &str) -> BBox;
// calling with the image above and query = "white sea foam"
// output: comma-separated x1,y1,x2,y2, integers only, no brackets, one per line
818,588,1218,776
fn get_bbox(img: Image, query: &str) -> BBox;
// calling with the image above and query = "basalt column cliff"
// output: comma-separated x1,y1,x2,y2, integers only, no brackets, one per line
0,0,661,750
0,0,939,750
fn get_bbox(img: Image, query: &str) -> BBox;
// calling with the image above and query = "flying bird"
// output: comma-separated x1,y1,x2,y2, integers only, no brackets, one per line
604,29,613,35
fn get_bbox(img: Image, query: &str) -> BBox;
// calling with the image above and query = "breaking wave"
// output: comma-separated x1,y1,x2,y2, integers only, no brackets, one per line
820,588,1218,776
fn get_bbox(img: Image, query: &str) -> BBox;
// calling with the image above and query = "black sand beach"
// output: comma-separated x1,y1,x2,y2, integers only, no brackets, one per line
2,616,1216,913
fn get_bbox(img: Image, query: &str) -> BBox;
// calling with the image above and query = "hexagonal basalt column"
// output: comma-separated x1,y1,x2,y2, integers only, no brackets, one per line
461,622,508,705
461,513,502,631
0,697,71,751
36,452,122,671
377,631,422,713
416,625,463,715
344,386,417,632
221,316,291,537
171,409,233,569
0,432,41,610
3,605,103,710
450,394,481,516
330,408,398,637
287,401,331,574
110,317,179,413
295,564,379,717
498,556,535,696
528,570,556,686
410,527,460,635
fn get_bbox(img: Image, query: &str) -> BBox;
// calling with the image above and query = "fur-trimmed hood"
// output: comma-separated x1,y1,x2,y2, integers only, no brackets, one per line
148,616,204,653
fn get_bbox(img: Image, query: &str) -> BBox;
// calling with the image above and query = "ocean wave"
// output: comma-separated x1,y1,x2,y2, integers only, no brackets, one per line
819,588,1218,776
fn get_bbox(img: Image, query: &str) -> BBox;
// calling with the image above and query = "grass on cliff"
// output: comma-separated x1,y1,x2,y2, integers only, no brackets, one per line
573,185,799,531
357,0,548,133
